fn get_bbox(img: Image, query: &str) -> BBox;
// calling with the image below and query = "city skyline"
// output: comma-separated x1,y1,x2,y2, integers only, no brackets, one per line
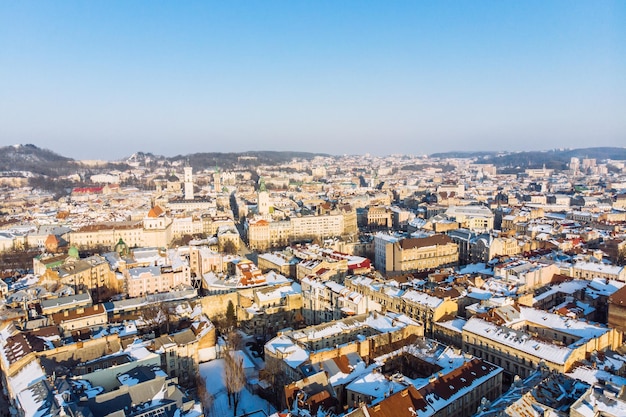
1,1,625,160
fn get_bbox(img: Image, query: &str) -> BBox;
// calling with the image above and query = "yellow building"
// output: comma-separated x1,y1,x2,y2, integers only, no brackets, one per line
41,252,119,301
346,276,458,335
367,206,392,228
51,304,108,334
69,206,173,251
383,234,459,274
462,308,621,380
248,209,356,251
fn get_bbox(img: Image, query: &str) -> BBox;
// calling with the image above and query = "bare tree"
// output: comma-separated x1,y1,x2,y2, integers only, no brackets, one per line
195,374,214,416
260,357,289,410
222,240,238,255
223,348,246,416
226,330,243,351
141,302,172,334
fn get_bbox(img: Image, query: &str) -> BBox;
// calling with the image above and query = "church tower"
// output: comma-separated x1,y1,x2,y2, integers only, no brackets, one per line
184,166,194,200
258,177,270,215
213,167,221,193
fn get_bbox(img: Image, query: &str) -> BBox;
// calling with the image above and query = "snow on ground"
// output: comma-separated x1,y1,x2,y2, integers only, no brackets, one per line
199,359,276,417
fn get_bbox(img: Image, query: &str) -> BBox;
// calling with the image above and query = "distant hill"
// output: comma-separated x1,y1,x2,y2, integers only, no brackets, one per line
430,151,500,159
0,144,328,175
167,150,329,170
432,147,626,170
0,144,76,176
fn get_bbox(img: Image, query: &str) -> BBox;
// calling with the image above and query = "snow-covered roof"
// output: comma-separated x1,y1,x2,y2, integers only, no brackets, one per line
401,290,443,309
519,307,609,341
463,318,573,366
265,335,309,369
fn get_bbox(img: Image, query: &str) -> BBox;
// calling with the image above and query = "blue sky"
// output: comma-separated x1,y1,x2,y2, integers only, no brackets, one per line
1,1,624,160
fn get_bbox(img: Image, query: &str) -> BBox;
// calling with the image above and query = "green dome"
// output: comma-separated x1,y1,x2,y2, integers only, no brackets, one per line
68,246,79,259
114,238,129,256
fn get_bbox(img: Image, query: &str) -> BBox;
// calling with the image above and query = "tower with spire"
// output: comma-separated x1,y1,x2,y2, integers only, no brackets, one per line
213,166,221,193
184,165,194,200
258,177,270,215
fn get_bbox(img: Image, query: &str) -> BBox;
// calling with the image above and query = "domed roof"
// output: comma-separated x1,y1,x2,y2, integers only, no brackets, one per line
68,246,79,259
114,238,129,256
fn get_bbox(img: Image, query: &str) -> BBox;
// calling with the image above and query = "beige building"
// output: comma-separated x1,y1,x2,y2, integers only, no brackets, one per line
471,235,521,263
445,206,494,232
257,252,295,276
494,260,560,292
608,285,626,338
346,276,458,335
152,318,216,386
248,209,356,251
70,221,145,249
265,312,424,384
569,261,626,282
291,213,345,240
42,254,119,301
367,206,393,228
238,282,303,337
69,206,173,250
301,277,379,325
360,359,502,417
51,304,108,334
296,258,348,282
189,246,223,276
125,264,191,298
248,219,291,251
171,216,204,238
202,214,236,236
462,307,621,380
378,234,459,274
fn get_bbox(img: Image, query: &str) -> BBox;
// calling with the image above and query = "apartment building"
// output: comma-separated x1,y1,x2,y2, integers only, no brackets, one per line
494,260,560,292
265,311,424,384
366,206,393,228
360,359,502,417
152,318,216,386
461,307,621,380
569,261,626,282
346,276,458,335
301,277,377,325
445,206,494,232
377,234,459,274
248,208,357,251
42,254,119,300
238,282,303,337
125,264,191,298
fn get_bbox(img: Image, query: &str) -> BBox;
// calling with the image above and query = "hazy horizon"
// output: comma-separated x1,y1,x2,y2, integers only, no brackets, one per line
1,1,625,160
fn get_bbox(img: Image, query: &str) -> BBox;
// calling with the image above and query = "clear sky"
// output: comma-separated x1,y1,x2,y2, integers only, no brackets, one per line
1,1,624,160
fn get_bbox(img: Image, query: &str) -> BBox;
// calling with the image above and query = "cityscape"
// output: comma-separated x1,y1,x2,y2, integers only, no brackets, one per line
1,1,625,417
0,145,625,417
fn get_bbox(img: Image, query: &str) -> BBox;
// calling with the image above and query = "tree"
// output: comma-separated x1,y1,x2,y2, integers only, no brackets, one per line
141,302,172,335
260,357,288,409
223,348,246,416
226,300,236,330
225,330,243,351
195,374,214,415
222,240,238,255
